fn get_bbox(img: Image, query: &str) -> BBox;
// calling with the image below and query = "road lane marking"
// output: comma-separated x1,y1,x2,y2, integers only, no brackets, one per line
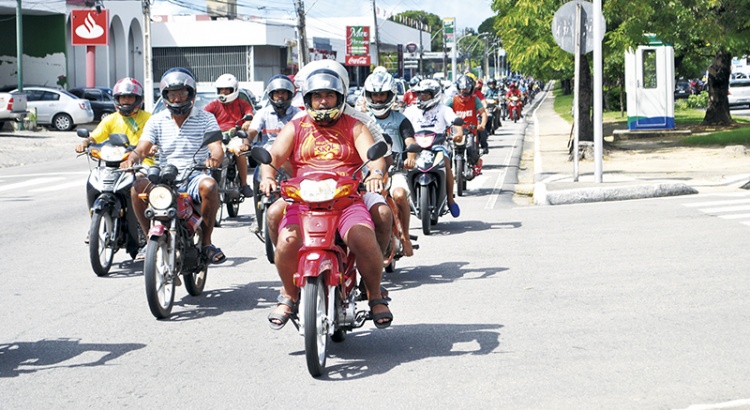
0,177,66,193
29,180,85,193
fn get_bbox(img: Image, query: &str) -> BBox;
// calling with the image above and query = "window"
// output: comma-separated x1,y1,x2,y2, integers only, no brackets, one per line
642,49,657,89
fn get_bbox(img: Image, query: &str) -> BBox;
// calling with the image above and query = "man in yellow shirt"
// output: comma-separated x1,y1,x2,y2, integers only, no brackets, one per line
75,77,153,257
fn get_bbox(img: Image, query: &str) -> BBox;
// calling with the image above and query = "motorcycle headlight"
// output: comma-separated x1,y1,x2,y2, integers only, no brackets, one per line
298,179,338,203
98,145,128,162
148,186,174,210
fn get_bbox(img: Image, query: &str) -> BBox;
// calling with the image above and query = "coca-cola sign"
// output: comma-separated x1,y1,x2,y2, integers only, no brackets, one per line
345,55,371,66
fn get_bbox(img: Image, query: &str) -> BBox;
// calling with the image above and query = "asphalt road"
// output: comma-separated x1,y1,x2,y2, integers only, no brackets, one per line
2,116,750,409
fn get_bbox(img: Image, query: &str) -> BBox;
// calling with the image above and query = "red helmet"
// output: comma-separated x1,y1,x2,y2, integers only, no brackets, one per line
112,77,144,116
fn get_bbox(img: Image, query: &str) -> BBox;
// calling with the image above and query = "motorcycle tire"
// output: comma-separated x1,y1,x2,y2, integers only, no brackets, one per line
263,210,275,264
303,275,328,378
215,169,228,227
420,185,432,236
226,170,240,218
144,235,175,319
89,212,116,277
184,227,208,297
455,155,465,197
385,259,396,273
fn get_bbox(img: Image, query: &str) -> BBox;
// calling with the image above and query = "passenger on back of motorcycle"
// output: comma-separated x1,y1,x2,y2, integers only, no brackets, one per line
260,67,393,330
363,70,417,256
402,79,463,218
204,73,254,198
75,77,153,249
122,67,228,264
446,75,488,155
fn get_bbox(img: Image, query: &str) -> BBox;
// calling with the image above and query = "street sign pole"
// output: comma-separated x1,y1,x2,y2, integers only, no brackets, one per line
573,3,581,182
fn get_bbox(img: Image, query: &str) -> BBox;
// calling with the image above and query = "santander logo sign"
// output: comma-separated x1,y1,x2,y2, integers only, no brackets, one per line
71,9,109,46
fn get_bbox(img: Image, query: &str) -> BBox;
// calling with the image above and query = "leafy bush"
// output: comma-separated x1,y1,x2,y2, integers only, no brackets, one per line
685,91,708,109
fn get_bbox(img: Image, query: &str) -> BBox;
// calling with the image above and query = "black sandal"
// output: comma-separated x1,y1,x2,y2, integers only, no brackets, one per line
369,298,393,329
268,295,297,330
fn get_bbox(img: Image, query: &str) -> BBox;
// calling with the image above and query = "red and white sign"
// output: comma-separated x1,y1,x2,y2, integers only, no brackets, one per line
345,55,371,66
71,9,109,46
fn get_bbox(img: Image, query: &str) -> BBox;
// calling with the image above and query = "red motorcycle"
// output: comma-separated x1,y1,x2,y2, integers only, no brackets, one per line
508,95,522,123
251,140,389,378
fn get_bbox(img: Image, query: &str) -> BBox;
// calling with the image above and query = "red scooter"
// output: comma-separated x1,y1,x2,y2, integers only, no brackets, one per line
251,140,389,378
508,95,522,123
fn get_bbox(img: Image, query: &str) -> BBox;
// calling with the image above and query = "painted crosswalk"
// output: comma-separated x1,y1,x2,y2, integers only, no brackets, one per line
0,173,88,197
683,192,750,227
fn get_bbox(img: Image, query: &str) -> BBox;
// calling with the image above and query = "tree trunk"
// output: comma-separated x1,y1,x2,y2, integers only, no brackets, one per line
578,53,594,143
561,78,572,95
703,49,733,126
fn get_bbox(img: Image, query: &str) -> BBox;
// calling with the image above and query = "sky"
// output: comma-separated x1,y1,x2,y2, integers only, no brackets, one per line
151,0,496,32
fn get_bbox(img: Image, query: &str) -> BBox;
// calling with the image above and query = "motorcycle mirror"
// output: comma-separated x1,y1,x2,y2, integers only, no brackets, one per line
242,114,253,122
405,143,422,153
367,140,388,161
251,146,272,165
236,130,248,139
452,118,465,126
147,166,161,184
109,133,129,147
77,128,90,138
202,130,223,147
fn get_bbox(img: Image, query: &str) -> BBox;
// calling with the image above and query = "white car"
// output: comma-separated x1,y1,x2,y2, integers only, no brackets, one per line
13,86,94,131
728,79,750,109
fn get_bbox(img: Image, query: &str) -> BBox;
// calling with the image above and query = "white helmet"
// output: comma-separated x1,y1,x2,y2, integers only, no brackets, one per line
301,68,346,125
215,73,239,103
296,59,350,93
414,79,442,110
363,70,396,117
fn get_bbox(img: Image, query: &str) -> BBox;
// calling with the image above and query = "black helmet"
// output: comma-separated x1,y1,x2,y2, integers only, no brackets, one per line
159,67,196,116
265,74,295,111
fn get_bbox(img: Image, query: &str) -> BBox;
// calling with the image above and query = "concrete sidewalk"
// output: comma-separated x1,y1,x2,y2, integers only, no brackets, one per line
517,87,750,205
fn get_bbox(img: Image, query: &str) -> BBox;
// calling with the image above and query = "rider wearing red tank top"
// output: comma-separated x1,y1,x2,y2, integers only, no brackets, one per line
289,113,363,177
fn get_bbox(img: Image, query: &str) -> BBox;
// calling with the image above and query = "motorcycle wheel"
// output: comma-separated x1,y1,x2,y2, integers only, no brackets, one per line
263,211,275,264
420,185,431,236
226,170,240,218
144,235,175,319
303,275,328,378
89,212,115,277
455,155,465,197
184,226,208,297
513,109,519,123
215,169,228,227
385,258,396,273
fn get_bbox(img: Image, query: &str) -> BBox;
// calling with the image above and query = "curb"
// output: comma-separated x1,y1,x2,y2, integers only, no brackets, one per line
536,182,699,206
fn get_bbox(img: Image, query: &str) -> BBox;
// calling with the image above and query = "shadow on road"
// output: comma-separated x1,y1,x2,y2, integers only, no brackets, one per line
384,260,508,293
0,338,145,378
308,323,503,380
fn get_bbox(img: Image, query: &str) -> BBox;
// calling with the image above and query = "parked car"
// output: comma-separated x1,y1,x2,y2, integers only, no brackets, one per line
151,86,261,115
728,79,750,109
0,91,28,130
69,87,116,121
12,86,94,131
674,80,691,99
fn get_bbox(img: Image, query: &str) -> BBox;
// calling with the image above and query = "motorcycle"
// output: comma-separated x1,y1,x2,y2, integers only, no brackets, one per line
508,95,522,123
484,97,502,135
214,114,252,227
140,131,223,319
77,129,142,276
251,138,285,264
382,152,419,273
251,140,389,378
452,124,482,197
407,118,464,235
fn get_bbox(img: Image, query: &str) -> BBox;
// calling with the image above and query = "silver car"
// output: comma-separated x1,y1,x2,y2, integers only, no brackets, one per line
728,79,750,109
13,86,94,131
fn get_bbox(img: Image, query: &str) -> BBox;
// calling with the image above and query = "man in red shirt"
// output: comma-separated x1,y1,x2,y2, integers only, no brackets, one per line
446,75,488,156
204,73,255,197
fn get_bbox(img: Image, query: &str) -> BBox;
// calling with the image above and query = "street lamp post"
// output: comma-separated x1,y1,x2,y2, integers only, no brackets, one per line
142,0,154,112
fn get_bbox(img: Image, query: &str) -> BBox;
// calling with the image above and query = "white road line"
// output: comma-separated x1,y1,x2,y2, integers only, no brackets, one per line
677,398,750,410
0,177,66,193
0,171,89,179
684,198,750,207
701,204,750,214
28,180,85,193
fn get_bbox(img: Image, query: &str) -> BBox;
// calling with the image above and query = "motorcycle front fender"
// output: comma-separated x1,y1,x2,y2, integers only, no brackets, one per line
148,223,168,238
416,173,436,187
295,250,339,288
92,193,119,215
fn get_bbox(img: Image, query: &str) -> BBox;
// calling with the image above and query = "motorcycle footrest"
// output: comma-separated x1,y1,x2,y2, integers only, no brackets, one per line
409,234,418,241
412,244,420,250
354,310,368,328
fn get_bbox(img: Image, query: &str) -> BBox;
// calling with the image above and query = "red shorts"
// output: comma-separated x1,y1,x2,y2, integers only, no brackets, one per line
279,200,374,239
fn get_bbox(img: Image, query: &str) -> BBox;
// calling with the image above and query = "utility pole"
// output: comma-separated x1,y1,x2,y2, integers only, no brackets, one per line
142,0,154,112
371,0,380,66
482,35,489,80
15,0,23,92
418,19,423,76
295,0,309,67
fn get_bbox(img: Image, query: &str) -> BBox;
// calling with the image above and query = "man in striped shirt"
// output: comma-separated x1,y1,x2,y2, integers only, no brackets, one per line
123,68,227,264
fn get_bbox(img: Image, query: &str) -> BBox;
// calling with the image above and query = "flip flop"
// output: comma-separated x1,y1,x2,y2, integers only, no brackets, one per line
202,244,227,264
449,203,460,218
